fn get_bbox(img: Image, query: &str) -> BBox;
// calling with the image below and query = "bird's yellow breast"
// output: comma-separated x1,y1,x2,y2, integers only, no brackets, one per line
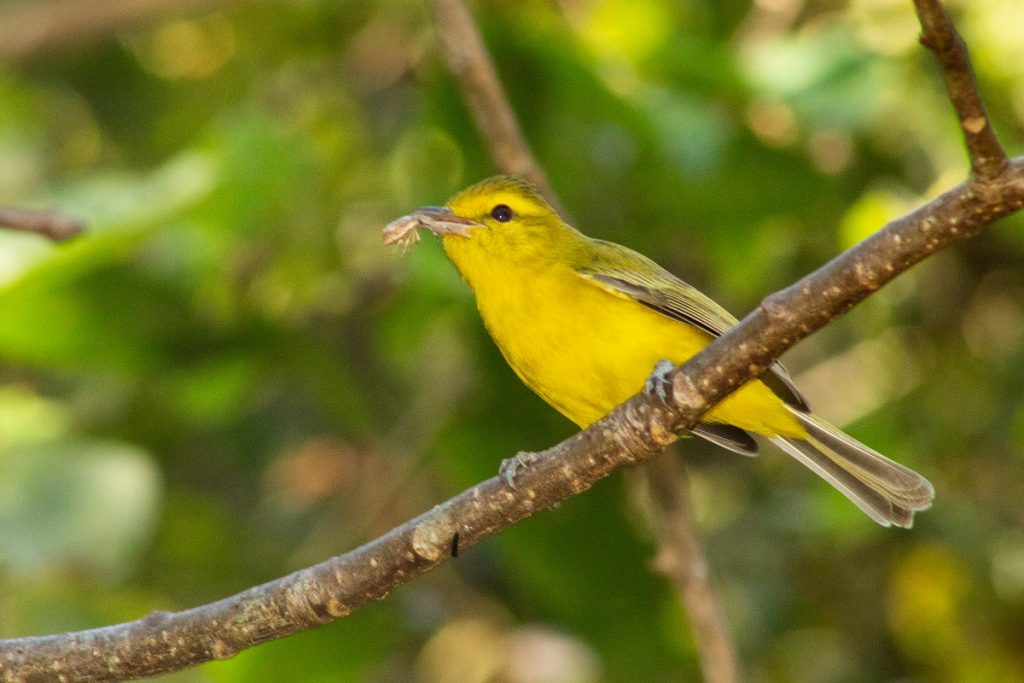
447,238,803,437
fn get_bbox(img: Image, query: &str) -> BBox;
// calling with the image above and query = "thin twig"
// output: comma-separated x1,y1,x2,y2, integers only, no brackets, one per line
912,0,1008,179
0,206,83,241
639,455,740,683
0,0,239,62
426,0,568,217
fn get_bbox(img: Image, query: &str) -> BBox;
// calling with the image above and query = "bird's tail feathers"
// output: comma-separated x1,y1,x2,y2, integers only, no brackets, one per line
771,411,934,528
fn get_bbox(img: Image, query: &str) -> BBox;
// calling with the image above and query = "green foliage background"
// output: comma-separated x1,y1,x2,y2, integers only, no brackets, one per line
2,0,1024,680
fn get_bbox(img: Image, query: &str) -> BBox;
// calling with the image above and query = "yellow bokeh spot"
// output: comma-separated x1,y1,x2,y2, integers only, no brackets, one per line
417,618,506,683
963,0,1024,80
888,543,969,661
132,15,236,80
848,0,921,56
575,0,673,63
838,188,912,248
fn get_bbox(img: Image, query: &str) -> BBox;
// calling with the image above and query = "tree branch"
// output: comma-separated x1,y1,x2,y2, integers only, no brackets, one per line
912,0,1008,179
0,206,83,241
4,160,1022,683
637,455,741,683
0,0,239,62
661,168,1024,424
2,2,1020,681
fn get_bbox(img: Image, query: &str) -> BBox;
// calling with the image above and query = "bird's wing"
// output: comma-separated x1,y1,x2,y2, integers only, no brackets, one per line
576,238,809,411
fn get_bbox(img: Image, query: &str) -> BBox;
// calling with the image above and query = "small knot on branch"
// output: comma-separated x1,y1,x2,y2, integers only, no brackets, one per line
670,370,708,417
208,639,234,661
760,291,792,325
962,115,987,134
410,509,457,562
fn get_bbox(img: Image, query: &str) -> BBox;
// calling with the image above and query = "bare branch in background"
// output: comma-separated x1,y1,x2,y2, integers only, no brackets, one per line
912,0,1008,179
637,456,741,683
0,206,83,241
1,1,1020,681
0,0,239,62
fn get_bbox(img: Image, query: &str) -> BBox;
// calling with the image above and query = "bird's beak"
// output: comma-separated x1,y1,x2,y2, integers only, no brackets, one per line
383,206,477,247
411,206,477,238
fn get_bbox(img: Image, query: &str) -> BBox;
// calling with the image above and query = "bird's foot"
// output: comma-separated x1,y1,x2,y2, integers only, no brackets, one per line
499,450,539,489
644,358,677,406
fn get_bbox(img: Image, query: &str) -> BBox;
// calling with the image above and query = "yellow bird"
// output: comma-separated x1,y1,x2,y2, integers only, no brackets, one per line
385,176,934,527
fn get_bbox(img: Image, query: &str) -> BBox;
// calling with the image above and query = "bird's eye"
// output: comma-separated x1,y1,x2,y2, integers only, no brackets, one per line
490,204,513,222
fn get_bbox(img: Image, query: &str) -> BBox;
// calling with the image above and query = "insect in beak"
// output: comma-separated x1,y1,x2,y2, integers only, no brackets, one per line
383,206,477,248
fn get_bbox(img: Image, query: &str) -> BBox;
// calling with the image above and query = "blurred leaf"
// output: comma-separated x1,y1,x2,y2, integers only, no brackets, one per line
0,439,161,580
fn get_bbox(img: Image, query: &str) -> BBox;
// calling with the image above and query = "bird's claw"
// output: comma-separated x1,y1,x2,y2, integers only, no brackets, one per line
499,450,538,489
644,358,677,405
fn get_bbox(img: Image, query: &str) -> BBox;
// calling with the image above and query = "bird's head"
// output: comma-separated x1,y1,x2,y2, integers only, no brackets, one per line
384,176,576,265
